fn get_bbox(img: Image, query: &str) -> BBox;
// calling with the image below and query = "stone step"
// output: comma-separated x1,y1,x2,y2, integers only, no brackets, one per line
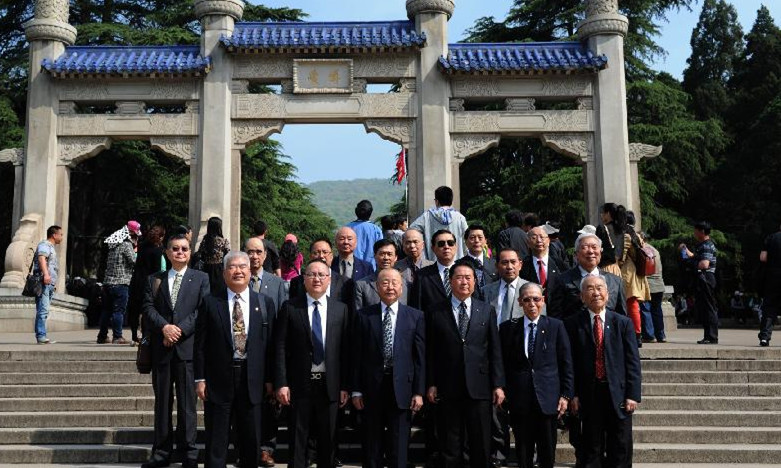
641,396,781,411
0,361,138,373
643,371,781,384
0,385,151,398
0,412,187,429
0,350,136,362
0,373,150,385
643,383,781,396
0,397,157,413
640,348,781,360
555,443,781,464
641,359,781,372
634,411,781,427
631,426,781,445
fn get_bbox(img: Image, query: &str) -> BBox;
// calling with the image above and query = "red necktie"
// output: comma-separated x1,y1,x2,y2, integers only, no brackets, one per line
594,314,605,379
538,259,547,288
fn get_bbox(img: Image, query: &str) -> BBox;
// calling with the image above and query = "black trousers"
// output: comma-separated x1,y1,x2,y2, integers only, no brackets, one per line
695,271,719,341
510,401,557,468
289,374,338,468
362,372,412,468
204,361,261,468
438,397,491,468
151,355,197,463
490,403,510,464
760,304,780,342
261,397,281,454
580,382,633,468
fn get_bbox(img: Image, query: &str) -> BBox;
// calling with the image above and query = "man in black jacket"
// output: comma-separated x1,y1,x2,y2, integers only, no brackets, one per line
142,234,210,468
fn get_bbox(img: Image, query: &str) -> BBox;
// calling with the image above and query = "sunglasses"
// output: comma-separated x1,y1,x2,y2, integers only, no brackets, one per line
170,246,190,252
522,296,544,303
436,239,456,248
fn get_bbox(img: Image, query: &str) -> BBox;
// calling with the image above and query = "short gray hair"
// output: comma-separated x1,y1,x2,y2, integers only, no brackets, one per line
574,233,602,251
519,282,543,296
223,250,250,269
579,274,608,293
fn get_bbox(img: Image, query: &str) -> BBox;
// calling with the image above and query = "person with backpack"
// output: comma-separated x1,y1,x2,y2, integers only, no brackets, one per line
618,211,650,348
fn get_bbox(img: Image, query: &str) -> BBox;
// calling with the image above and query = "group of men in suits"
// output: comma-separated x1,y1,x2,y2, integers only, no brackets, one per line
139,220,641,468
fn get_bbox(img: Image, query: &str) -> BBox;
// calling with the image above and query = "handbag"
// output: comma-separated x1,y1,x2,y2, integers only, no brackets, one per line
136,277,162,374
21,253,42,298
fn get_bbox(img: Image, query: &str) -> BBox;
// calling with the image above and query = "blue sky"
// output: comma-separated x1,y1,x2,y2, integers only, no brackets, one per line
255,0,781,184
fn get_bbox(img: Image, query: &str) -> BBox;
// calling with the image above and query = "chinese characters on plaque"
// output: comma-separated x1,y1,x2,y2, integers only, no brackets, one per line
293,59,354,94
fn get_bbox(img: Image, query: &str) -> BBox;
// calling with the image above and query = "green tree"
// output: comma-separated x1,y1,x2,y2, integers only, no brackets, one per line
681,0,743,120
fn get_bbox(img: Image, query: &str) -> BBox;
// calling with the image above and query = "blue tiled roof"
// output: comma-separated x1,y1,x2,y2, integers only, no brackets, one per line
42,46,211,77
439,42,607,74
221,20,426,52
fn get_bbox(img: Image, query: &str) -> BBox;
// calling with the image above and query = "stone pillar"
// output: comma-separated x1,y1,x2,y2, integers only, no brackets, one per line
194,0,243,249
0,149,25,236
0,0,76,290
451,160,461,210
578,0,632,217
408,0,454,217
628,143,662,230
54,165,70,292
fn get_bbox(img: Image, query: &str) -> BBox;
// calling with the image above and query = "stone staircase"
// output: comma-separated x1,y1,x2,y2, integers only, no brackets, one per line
1,346,781,465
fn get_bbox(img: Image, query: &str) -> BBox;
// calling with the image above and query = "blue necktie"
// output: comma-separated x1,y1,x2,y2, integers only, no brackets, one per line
312,301,325,365
528,323,537,364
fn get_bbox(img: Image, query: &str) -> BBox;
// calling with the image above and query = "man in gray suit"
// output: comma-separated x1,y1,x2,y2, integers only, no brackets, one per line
482,247,528,466
464,225,497,294
355,239,408,311
395,229,434,290
246,236,287,466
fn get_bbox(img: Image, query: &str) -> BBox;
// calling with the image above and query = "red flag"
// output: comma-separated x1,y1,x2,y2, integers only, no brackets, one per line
395,148,406,183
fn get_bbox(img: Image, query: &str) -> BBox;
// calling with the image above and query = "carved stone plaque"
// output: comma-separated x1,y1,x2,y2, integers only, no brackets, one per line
293,59,353,94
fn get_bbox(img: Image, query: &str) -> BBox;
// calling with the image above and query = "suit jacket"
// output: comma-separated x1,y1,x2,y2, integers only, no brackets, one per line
426,298,505,400
409,263,449,313
274,296,351,402
519,254,566,295
331,256,373,282
395,256,434,291
564,309,642,419
353,272,408,312
143,268,210,363
546,267,627,320
483,277,528,323
193,290,275,406
499,315,573,415
497,227,529,259
352,303,426,409
254,270,286,313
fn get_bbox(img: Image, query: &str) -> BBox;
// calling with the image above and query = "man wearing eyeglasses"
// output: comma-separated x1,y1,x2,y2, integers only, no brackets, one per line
142,233,210,468
500,283,573,468
520,226,566,300
275,260,351,468
289,237,352,304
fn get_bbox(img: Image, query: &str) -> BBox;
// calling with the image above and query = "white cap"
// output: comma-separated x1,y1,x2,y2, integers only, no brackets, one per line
577,224,597,235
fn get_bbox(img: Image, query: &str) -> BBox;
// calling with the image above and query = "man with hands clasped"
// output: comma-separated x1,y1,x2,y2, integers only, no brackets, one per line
352,268,426,468
499,282,573,468
426,258,505,468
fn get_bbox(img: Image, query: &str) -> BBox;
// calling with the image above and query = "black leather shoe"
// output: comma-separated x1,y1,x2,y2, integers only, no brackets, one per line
334,458,343,467
181,461,198,468
141,459,169,468
697,339,718,345
760,339,770,347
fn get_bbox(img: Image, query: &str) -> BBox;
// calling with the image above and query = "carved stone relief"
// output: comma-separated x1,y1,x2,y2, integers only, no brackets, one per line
59,101,77,115
451,77,592,98
231,80,250,94
58,137,111,167
628,143,663,162
406,0,455,19
540,133,594,163
451,110,592,133
193,0,245,21
233,54,416,80
0,214,43,289
59,114,198,136
116,101,146,115
232,120,285,146
542,111,591,132
353,55,416,79
233,94,415,120
58,80,199,101
505,98,535,111
35,0,70,23
586,0,618,16
364,119,414,145
577,97,594,110
0,148,24,166
150,137,197,165
234,56,291,80
353,79,368,93
280,80,294,94
398,79,416,93
449,99,465,112
451,134,501,161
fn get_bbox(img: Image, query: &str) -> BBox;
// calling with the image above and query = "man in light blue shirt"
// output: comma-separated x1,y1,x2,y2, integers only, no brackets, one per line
347,199,383,269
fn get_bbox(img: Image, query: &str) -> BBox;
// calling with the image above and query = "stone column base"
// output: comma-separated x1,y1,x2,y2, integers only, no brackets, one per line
0,289,88,332
662,299,678,333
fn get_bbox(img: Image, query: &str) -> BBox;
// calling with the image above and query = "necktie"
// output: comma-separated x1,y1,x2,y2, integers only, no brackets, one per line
458,301,469,340
594,315,606,379
170,272,183,307
382,306,393,369
312,301,325,365
232,296,247,359
250,275,260,293
443,267,452,296
500,281,514,323
538,259,547,288
528,322,537,364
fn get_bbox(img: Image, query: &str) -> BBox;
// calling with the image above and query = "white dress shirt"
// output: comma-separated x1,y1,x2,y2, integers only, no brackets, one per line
589,308,607,334
307,294,328,372
167,266,188,294
533,254,549,281
450,295,472,323
228,287,251,359
437,261,455,285
579,265,600,277
523,315,540,358
468,252,484,266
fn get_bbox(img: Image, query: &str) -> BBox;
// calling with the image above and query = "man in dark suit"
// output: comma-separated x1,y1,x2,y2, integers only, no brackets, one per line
500,282,573,468
548,233,627,320
395,229,434,292
141,234,209,468
520,226,566,300
427,258,505,468
194,251,276,468
290,237,352,304
354,239,408,311
409,229,458,312
565,275,641,468
463,224,496,299
275,260,351,468
496,210,529,260
332,226,373,281
352,268,425,468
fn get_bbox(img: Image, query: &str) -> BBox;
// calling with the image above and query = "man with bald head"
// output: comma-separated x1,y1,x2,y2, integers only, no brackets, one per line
246,237,286,313
395,229,434,291
565,275,641,468
520,226,566,299
333,226,373,281
352,268,425,468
